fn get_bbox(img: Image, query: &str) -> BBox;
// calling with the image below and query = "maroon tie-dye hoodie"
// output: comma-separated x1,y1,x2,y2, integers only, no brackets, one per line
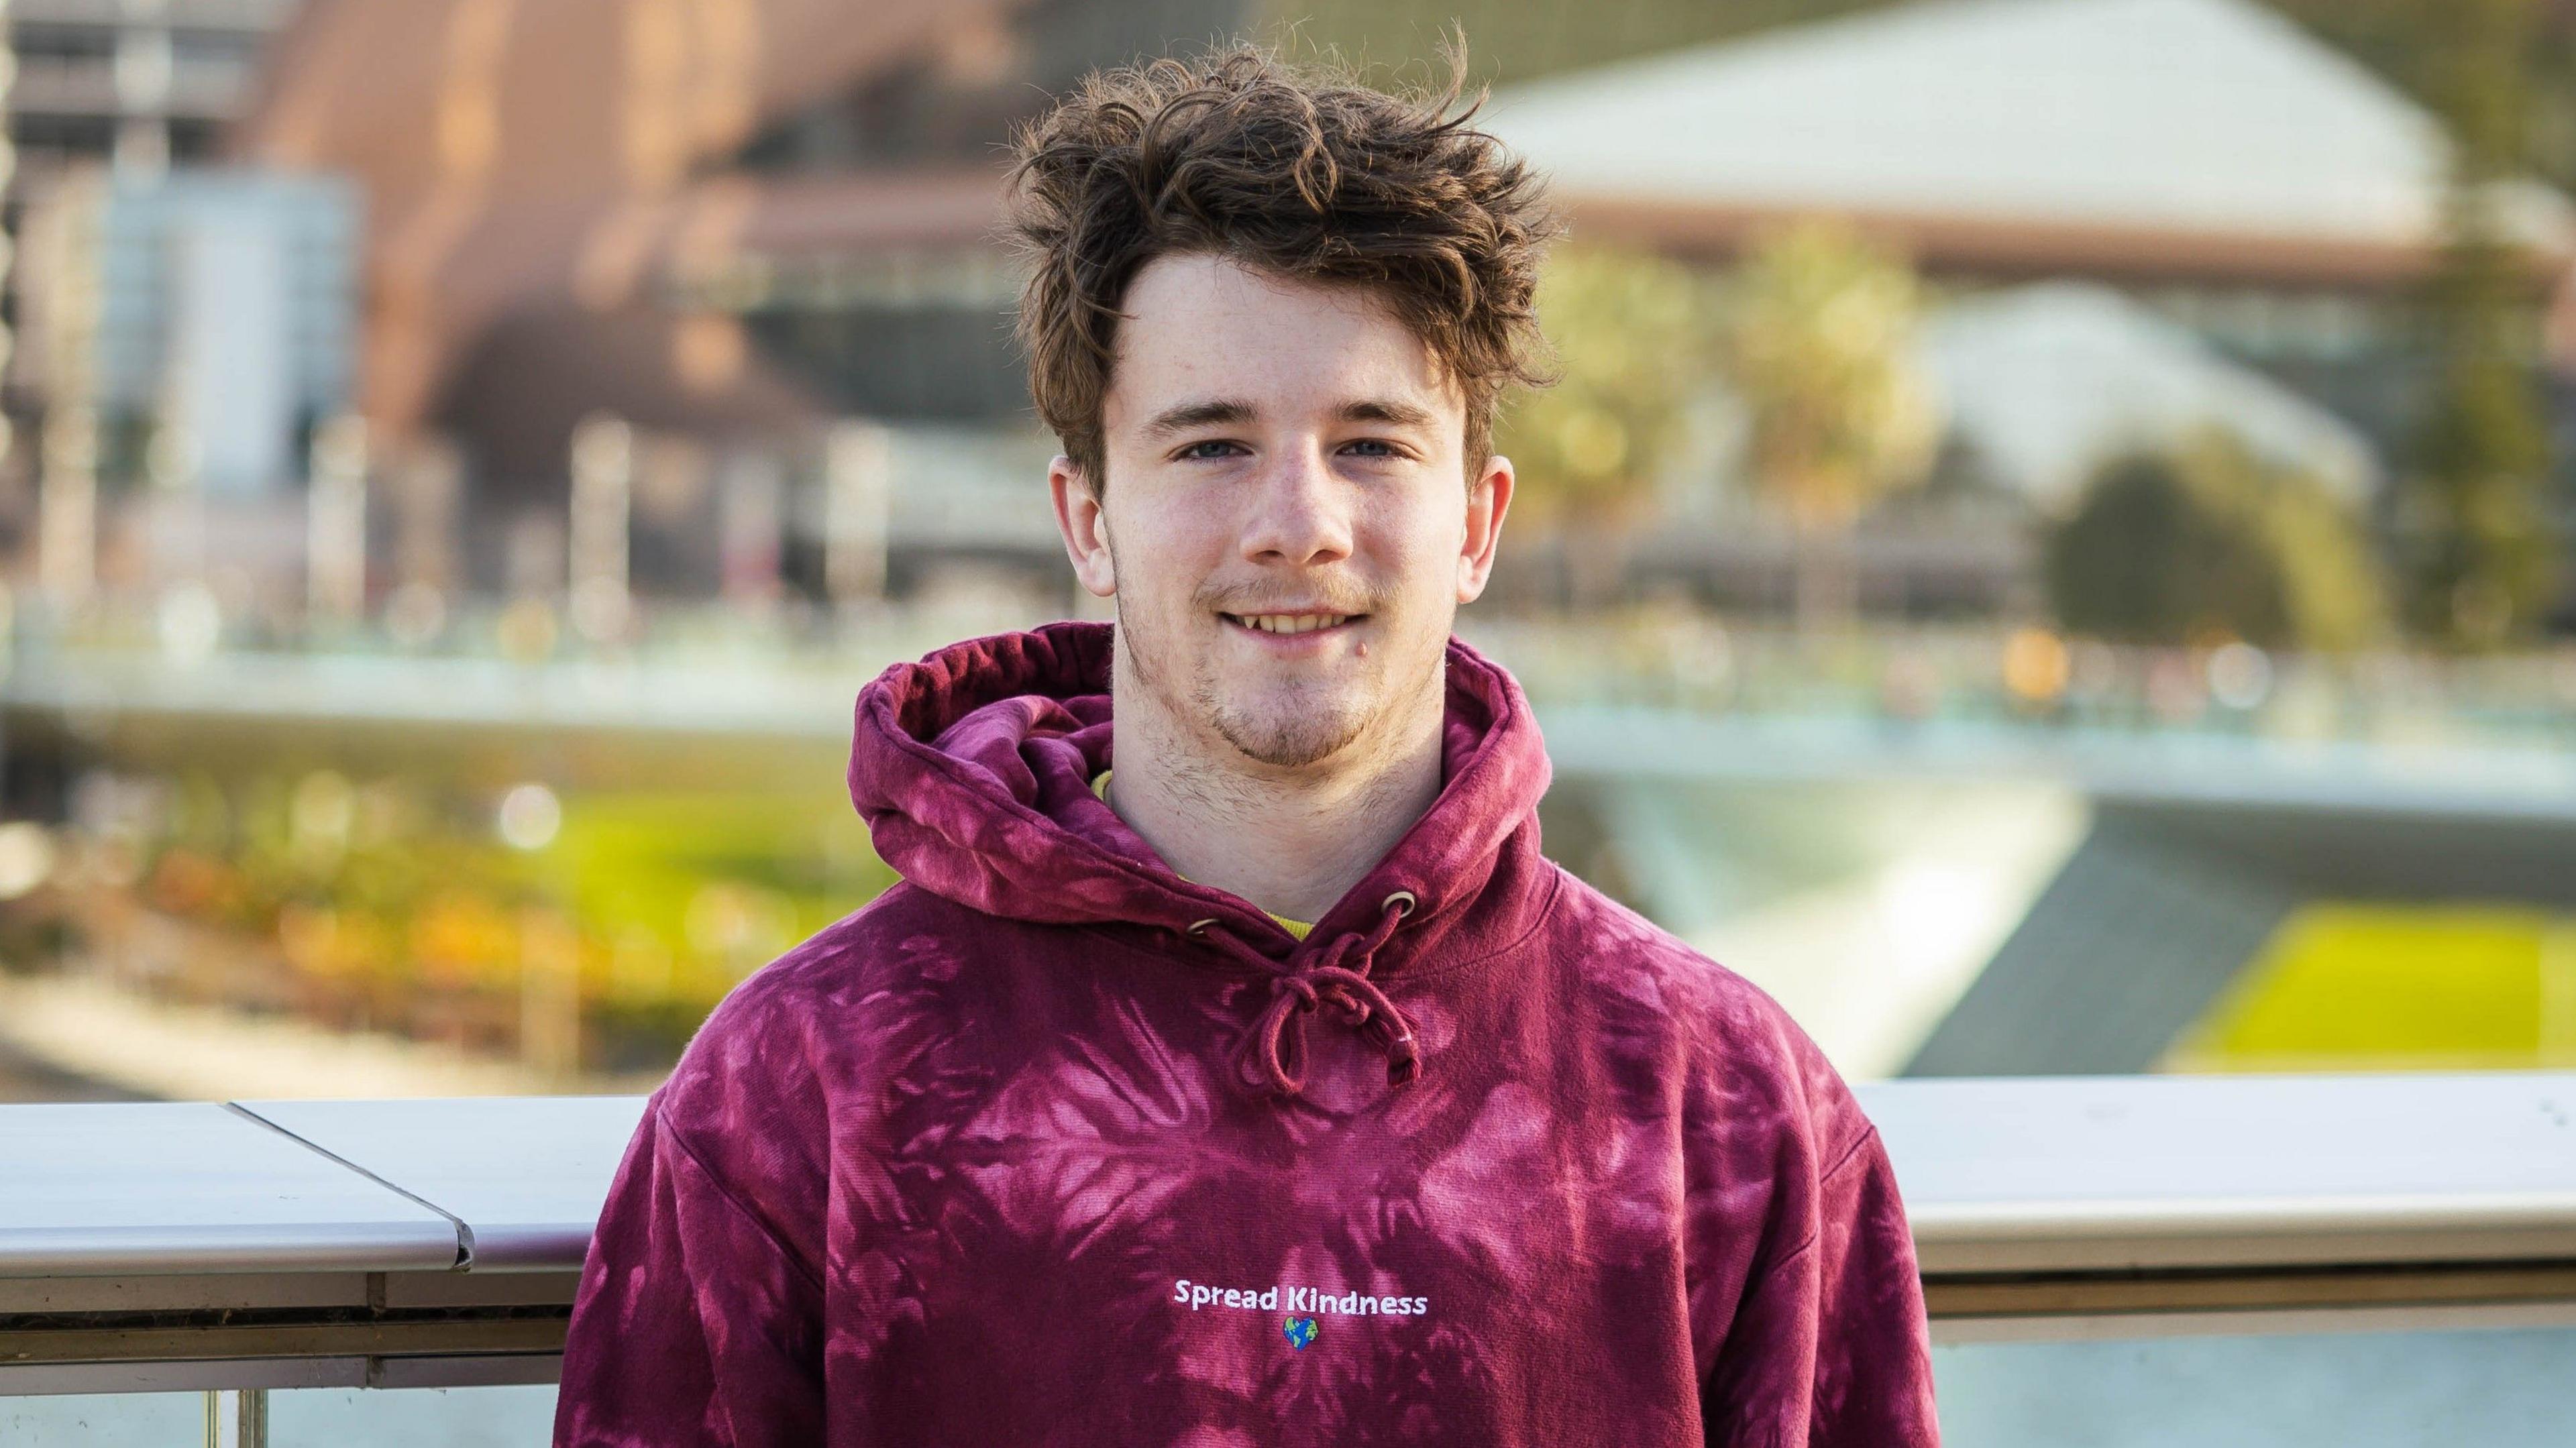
555,622,1937,1447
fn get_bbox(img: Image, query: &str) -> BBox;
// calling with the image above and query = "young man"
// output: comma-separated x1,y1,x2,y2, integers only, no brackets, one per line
556,46,1937,1447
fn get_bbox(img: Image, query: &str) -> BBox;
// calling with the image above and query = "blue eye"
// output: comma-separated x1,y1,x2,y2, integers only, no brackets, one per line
1343,439,1397,457
1179,440,1240,460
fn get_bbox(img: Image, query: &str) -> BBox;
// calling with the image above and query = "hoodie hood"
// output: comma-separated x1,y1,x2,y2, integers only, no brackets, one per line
845,621,1555,1095
847,620,1551,944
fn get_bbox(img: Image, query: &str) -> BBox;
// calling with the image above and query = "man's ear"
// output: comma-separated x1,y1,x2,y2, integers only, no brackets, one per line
1457,453,1514,604
1050,456,1117,598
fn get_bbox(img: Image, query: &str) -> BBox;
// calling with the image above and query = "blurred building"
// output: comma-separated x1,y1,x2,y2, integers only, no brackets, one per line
13,170,356,614
20,0,2570,624
6,0,298,184
1488,0,2575,394
2,0,309,602
18,172,356,490
1487,0,2576,612
224,0,1260,612
1920,283,2379,513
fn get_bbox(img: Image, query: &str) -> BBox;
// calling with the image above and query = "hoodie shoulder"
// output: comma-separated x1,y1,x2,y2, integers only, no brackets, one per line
649,882,989,1266
1540,867,1878,1168
668,881,991,1091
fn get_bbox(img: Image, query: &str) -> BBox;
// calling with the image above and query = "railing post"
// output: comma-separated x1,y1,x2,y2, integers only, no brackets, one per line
204,1387,268,1448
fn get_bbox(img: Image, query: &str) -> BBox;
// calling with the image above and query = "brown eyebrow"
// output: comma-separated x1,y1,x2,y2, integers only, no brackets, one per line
1339,398,1438,429
1143,396,1439,439
1142,399,1256,439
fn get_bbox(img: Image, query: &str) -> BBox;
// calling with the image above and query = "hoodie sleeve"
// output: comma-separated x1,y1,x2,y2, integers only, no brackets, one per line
553,1098,826,1447
1701,1125,1941,1447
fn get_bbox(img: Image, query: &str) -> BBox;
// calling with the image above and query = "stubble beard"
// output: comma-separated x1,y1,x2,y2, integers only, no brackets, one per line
1199,671,1373,769
1105,524,1445,773
1119,601,1440,774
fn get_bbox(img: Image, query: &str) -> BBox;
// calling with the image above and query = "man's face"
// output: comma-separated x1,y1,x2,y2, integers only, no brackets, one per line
1051,253,1511,770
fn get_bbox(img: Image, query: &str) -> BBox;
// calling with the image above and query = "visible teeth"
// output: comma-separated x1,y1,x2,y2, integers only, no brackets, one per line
1236,614,1349,635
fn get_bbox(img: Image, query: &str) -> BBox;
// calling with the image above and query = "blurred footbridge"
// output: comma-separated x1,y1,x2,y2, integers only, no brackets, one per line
1539,704,2576,1078
12,647,2576,1078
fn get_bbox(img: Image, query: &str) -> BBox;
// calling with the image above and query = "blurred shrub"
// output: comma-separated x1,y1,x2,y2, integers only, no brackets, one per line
1721,219,1940,528
1719,219,1941,628
1500,243,1719,523
2045,430,2387,651
52,769,902,1062
2278,0,2563,643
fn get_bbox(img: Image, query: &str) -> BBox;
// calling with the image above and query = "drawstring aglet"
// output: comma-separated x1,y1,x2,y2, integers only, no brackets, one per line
1382,1025,1421,1087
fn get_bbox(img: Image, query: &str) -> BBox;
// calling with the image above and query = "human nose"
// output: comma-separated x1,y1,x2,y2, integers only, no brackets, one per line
1238,441,1354,568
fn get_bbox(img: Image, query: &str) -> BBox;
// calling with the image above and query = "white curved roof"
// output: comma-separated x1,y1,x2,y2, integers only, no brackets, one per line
1487,0,2573,253
1921,282,2379,508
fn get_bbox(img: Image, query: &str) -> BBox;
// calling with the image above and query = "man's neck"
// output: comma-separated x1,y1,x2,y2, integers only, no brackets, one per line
1106,680,1444,927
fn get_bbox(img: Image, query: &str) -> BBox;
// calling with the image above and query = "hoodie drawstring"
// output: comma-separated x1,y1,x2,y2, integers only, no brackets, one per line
1192,891,1420,1099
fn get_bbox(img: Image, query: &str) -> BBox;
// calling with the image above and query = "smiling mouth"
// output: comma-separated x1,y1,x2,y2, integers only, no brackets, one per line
1222,612,1363,636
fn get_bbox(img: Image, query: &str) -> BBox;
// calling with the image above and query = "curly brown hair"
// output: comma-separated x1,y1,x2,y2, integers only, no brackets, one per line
1006,43,1562,490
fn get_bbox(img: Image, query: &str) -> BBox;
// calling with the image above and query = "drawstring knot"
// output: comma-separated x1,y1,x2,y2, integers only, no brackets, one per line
1195,891,1421,1099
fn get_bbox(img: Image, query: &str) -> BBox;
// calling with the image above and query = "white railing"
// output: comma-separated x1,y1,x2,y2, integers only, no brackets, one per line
4,1074,2573,1427
1873,1074,2576,1337
1,1096,639,1398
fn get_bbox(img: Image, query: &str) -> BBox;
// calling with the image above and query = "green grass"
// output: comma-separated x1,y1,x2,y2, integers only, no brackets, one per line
549,790,894,954
2169,904,2576,1072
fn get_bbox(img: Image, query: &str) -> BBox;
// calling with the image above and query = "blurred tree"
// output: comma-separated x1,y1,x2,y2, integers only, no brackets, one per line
1717,220,1939,631
1496,245,1718,602
2271,0,2576,196
2400,0,2561,646
2045,430,2387,651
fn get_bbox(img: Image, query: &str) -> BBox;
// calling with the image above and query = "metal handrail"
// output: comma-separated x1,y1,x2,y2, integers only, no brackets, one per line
3,1074,2571,1396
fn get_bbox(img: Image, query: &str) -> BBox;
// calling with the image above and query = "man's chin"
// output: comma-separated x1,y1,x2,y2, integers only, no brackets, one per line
1208,699,1371,770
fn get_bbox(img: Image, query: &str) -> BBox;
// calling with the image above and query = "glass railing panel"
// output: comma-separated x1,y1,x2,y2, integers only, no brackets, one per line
268,1384,559,1447
1935,1321,2576,1447
0,1393,208,1447
0,1386,559,1448
15,1323,2575,1447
